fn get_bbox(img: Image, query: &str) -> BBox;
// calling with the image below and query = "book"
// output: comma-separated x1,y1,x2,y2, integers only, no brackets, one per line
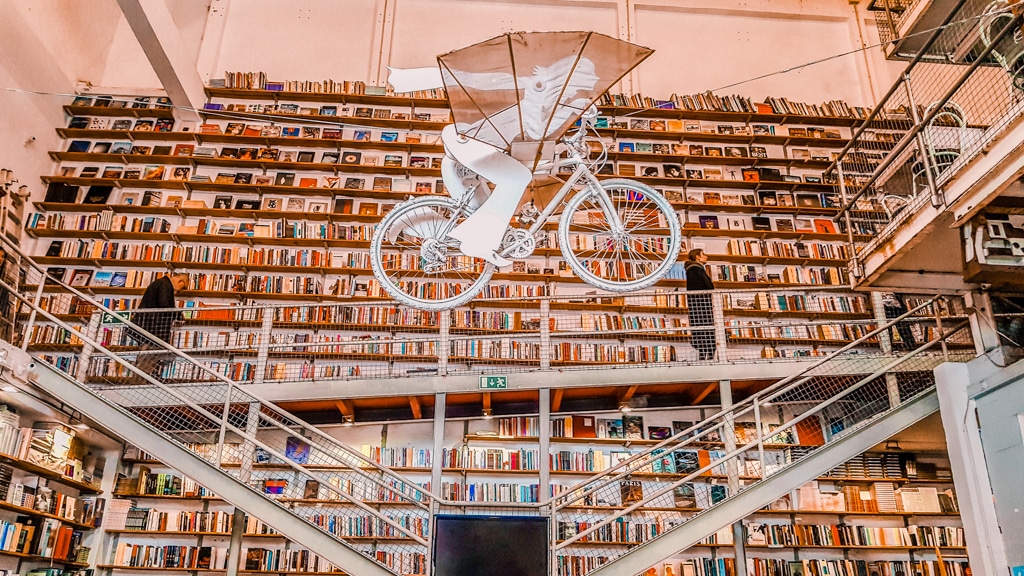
285,436,310,464
648,426,672,440
673,450,700,474
262,479,287,495
69,270,92,287
597,418,623,438
813,219,838,234
92,271,113,286
333,198,354,214
673,483,697,508
142,165,165,180
82,186,112,204
302,480,320,500
44,183,79,203
619,479,643,505
570,415,597,438
67,140,91,153
698,215,719,229
651,449,676,473
622,415,644,439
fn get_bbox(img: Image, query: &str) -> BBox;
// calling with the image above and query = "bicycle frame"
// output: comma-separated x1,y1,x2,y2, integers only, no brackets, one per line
495,144,622,260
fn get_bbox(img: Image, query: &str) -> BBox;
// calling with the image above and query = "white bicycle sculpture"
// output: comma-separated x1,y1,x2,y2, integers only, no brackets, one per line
370,32,682,310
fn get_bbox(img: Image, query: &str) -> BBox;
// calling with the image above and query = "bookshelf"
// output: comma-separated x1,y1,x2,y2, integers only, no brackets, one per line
26,84,916,376
91,396,970,576
0,405,107,576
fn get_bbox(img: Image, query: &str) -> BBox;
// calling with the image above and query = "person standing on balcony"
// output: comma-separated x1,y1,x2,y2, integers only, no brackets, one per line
127,272,189,382
881,292,918,349
686,249,717,361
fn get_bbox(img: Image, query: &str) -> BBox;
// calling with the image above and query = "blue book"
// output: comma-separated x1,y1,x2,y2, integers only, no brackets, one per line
285,436,310,464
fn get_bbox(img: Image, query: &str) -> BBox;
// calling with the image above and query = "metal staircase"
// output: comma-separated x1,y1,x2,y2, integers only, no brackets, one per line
0,243,436,576
548,344,953,576
0,235,972,576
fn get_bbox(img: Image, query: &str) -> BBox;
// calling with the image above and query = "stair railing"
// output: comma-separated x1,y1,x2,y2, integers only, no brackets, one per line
0,235,437,562
547,300,969,564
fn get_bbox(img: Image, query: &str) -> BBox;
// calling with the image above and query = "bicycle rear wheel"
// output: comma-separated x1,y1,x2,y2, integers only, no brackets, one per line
558,178,681,292
370,196,495,310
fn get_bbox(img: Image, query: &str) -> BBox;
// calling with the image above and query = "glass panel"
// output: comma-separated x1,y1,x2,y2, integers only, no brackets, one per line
439,31,653,161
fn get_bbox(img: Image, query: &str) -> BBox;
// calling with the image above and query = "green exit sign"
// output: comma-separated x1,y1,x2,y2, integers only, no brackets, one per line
479,375,508,389
101,311,129,325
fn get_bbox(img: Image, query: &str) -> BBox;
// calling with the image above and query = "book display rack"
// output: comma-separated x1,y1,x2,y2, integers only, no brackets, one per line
22,81,951,380
0,405,104,576
101,402,968,576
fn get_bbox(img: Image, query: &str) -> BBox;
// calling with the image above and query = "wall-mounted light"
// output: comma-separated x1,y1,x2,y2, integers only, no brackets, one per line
885,440,902,451
619,402,633,414
481,408,493,420
341,415,355,427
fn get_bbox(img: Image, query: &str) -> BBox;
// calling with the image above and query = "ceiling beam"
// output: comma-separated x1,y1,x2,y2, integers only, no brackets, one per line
482,393,491,412
691,383,717,405
408,396,422,420
334,400,354,418
551,389,564,413
618,385,639,403
116,0,205,121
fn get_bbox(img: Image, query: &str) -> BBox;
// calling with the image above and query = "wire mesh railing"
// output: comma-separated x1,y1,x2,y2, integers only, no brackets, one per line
0,230,981,576
831,6,1024,277
871,0,919,47
546,301,971,574
0,236,437,576
19,282,975,384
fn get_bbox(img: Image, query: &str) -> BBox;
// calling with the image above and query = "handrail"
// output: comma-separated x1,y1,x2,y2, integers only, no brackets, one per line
826,0,971,175
0,279,433,546
832,8,1024,222
550,317,968,551
0,235,442,507
543,296,940,508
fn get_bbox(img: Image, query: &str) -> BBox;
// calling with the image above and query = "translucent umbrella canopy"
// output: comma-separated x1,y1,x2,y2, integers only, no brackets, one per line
438,31,653,153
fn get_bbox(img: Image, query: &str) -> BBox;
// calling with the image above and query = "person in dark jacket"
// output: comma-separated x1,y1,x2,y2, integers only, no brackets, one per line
685,249,716,360
881,292,917,349
127,272,188,381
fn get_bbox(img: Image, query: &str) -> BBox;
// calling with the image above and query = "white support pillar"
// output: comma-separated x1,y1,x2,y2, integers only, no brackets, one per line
872,292,901,408
116,0,206,121
964,290,1002,356
194,0,229,82
539,388,551,493
933,362,1009,576
719,380,747,576
431,392,446,499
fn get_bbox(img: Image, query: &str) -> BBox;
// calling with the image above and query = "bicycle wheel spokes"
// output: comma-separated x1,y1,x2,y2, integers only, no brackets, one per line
559,179,681,292
370,197,495,310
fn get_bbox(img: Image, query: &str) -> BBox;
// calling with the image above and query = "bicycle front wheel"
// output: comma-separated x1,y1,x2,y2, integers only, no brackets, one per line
558,178,682,292
370,196,495,310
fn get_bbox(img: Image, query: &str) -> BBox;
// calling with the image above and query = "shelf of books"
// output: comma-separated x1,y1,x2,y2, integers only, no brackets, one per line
23,80,982,382
108,439,428,576
0,405,105,576
33,88,881,281
97,393,970,576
